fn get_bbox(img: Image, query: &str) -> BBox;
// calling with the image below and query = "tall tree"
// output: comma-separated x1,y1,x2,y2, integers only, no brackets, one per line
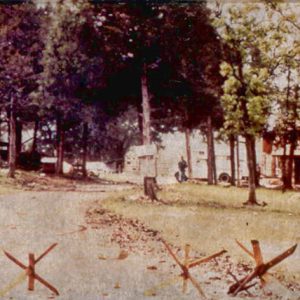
151,3,224,180
272,52,300,190
214,4,280,204
89,3,223,152
36,0,92,175
90,106,140,167
258,1,300,190
0,3,44,177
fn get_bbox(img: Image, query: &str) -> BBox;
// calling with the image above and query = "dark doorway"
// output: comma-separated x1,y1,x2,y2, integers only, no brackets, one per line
294,158,300,184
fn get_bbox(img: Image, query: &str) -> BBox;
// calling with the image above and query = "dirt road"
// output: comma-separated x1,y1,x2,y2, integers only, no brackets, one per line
0,183,298,300
0,184,138,300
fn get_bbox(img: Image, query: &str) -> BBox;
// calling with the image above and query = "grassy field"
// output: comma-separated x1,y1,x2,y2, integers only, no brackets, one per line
159,183,300,214
101,182,300,282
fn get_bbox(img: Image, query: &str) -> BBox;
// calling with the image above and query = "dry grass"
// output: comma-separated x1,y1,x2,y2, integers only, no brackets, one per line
101,183,300,282
158,183,300,215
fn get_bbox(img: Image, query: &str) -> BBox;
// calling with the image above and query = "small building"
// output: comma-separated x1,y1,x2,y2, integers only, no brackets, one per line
86,161,116,175
124,144,157,177
40,157,73,174
261,141,300,184
41,157,56,173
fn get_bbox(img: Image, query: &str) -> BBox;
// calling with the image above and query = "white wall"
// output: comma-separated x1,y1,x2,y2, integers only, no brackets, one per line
124,130,263,179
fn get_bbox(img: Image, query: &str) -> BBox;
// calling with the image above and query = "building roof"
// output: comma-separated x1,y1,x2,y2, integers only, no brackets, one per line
41,157,57,163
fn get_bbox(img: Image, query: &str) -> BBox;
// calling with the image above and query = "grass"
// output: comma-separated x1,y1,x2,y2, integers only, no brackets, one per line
101,182,300,282
159,182,300,215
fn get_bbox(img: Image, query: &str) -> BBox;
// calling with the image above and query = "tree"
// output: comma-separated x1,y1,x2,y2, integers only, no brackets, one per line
264,1,300,32
0,3,44,177
270,5,300,190
274,81,300,191
259,1,300,190
214,4,281,204
89,2,223,157
36,0,92,175
90,106,140,169
150,3,224,181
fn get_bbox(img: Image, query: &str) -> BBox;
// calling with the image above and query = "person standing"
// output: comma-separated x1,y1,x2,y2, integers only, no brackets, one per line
178,156,188,182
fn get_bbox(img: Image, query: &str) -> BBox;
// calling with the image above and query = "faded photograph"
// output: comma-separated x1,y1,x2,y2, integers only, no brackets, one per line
0,0,299,299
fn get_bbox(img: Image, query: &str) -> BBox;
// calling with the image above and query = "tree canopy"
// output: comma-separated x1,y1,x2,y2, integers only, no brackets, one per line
1,1,300,202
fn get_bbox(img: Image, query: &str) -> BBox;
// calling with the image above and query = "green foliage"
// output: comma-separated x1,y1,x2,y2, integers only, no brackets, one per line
262,2,300,148
0,4,43,118
3,1,300,167
91,106,140,161
214,4,276,137
33,0,95,124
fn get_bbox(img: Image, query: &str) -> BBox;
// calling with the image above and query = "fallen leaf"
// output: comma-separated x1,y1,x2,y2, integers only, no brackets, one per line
144,290,156,296
147,266,157,270
209,276,221,281
117,250,129,260
98,255,107,260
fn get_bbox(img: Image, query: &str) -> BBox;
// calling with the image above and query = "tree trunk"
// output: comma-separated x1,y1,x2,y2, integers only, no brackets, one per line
285,142,295,189
141,64,151,145
0,118,2,165
229,135,236,186
282,68,291,191
16,120,22,159
56,116,64,175
144,176,158,201
271,156,276,177
251,138,259,187
244,135,259,205
185,127,192,178
207,115,214,185
212,130,217,185
7,98,16,178
31,119,38,153
236,136,240,186
82,122,88,178
281,141,287,193
137,103,143,144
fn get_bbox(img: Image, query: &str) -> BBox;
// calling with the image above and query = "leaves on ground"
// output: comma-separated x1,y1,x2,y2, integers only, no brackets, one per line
85,202,300,299
117,250,129,260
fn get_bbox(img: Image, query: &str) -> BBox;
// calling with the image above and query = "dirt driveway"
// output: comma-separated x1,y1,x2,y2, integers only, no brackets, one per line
0,184,138,300
0,183,298,300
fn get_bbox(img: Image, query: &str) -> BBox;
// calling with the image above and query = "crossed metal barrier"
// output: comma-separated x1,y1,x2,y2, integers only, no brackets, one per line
1,243,59,297
145,240,297,298
0,240,297,298
228,240,297,296
145,240,227,298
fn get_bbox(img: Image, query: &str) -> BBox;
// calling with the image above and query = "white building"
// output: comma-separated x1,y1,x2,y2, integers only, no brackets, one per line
124,131,263,181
